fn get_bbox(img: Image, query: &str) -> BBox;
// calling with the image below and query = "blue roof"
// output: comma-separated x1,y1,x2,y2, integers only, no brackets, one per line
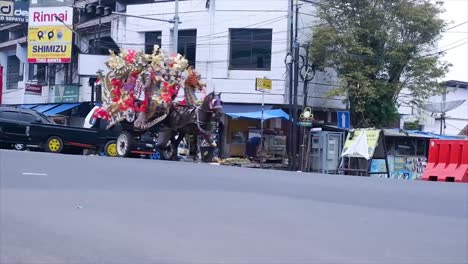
223,104,273,113
43,103,80,116
406,130,460,139
20,104,38,109
226,109,290,120
384,129,460,139
32,104,59,113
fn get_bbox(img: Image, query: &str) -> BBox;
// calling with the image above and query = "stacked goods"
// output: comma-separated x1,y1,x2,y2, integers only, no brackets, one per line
219,158,251,166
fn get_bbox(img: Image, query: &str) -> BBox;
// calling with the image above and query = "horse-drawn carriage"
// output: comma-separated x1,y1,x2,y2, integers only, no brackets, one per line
93,46,222,159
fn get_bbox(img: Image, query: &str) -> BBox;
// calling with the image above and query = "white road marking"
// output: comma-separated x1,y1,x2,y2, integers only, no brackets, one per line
21,172,48,176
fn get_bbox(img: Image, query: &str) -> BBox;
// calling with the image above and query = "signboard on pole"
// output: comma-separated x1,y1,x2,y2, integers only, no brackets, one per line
337,111,350,129
0,0,29,23
54,85,79,103
27,6,73,63
255,78,272,92
342,129,380,159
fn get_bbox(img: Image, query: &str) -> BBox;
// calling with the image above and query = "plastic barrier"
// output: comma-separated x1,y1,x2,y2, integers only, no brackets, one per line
422,139,468,183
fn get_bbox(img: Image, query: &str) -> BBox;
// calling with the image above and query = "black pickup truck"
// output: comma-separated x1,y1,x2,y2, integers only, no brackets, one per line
1,106,158,157
27,120,119,154
28,106,159,156
0,106,119,155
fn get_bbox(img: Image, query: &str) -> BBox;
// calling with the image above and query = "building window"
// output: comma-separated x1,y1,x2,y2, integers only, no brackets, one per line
6,56,20,90
178,29,197,67
145,31,162,54
229,28,272,70
28,64,47,84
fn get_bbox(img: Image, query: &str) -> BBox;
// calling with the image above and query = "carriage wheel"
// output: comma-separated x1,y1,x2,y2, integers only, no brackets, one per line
116,131,134,157
160,142,175,160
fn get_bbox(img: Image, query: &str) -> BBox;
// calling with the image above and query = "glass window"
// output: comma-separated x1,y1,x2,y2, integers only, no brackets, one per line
28,64,47,84
229,29,272,70
231,131,247,144
145,31,162,54
7,55,20,90
19,113,37,122
395,138,416,156
35,112,53,124
416,139,427,156
178,29,197,67
0,111,18,120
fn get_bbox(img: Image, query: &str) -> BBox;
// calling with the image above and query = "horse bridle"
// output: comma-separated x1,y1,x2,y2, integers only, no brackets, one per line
195,95,222,135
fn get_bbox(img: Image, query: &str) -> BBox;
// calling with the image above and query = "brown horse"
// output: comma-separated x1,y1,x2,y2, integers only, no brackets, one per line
156,92,223,160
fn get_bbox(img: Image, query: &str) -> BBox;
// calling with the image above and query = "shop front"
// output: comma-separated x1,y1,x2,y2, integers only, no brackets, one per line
222,105,289,161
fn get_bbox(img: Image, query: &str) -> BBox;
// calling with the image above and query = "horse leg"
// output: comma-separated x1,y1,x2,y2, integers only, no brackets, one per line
156,128,172,148
171,131,185,160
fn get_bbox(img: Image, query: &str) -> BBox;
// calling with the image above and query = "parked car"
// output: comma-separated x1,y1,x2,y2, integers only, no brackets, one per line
0,107,54,150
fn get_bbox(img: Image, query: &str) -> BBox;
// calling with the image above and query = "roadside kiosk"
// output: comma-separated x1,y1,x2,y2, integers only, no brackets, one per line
337,129,390,178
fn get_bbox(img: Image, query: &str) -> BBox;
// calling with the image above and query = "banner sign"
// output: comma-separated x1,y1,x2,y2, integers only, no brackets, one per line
27,6,73,63
342,129,380,159
25,83,42,95
0,0,29,23
54,85,79,103
255,78,272,92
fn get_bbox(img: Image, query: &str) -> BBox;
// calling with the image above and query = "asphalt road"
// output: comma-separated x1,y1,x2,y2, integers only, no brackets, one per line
1,150,467,264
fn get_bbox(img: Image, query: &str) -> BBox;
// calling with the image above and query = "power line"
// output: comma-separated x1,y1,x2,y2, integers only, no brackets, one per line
420,40,468,57
446,21,468,31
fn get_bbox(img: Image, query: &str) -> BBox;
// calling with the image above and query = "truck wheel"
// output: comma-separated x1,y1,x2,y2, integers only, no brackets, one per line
14,143,26,151
104,140,118,157
116,131,133,157
46,136,63,153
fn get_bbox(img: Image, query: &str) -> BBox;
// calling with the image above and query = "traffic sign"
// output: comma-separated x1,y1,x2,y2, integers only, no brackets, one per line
337,111,350,129
255,78,272,92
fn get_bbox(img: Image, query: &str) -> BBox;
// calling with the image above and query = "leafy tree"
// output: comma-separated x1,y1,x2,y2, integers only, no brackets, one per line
309,0,451,127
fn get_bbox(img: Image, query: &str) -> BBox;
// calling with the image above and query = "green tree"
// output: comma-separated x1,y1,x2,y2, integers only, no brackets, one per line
309,0,451,127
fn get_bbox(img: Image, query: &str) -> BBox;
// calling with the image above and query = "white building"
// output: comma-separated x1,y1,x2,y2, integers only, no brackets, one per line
1,0,345,111
399,80,468,137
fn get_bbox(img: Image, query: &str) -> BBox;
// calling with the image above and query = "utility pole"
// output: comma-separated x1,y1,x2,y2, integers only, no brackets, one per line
287,0,294,170
207,0,215,91
301,42,314,107
291,1,301,171
173,0,180,54
440,87,447,135
97,0,102,55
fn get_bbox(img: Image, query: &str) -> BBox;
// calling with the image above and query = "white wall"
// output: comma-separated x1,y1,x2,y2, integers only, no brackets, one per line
423,87,468,135
119,0,289,105
1,49,24,104
295,4,346,110
399,86,468,135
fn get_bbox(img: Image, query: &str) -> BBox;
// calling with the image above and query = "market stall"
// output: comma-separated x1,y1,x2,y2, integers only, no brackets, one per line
224,109,289,162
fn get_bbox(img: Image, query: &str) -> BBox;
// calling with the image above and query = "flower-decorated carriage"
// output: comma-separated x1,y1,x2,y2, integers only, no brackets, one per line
94,46,222,158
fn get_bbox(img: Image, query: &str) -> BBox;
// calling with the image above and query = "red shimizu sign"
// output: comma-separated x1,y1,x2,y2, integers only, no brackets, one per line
25,83,43,95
